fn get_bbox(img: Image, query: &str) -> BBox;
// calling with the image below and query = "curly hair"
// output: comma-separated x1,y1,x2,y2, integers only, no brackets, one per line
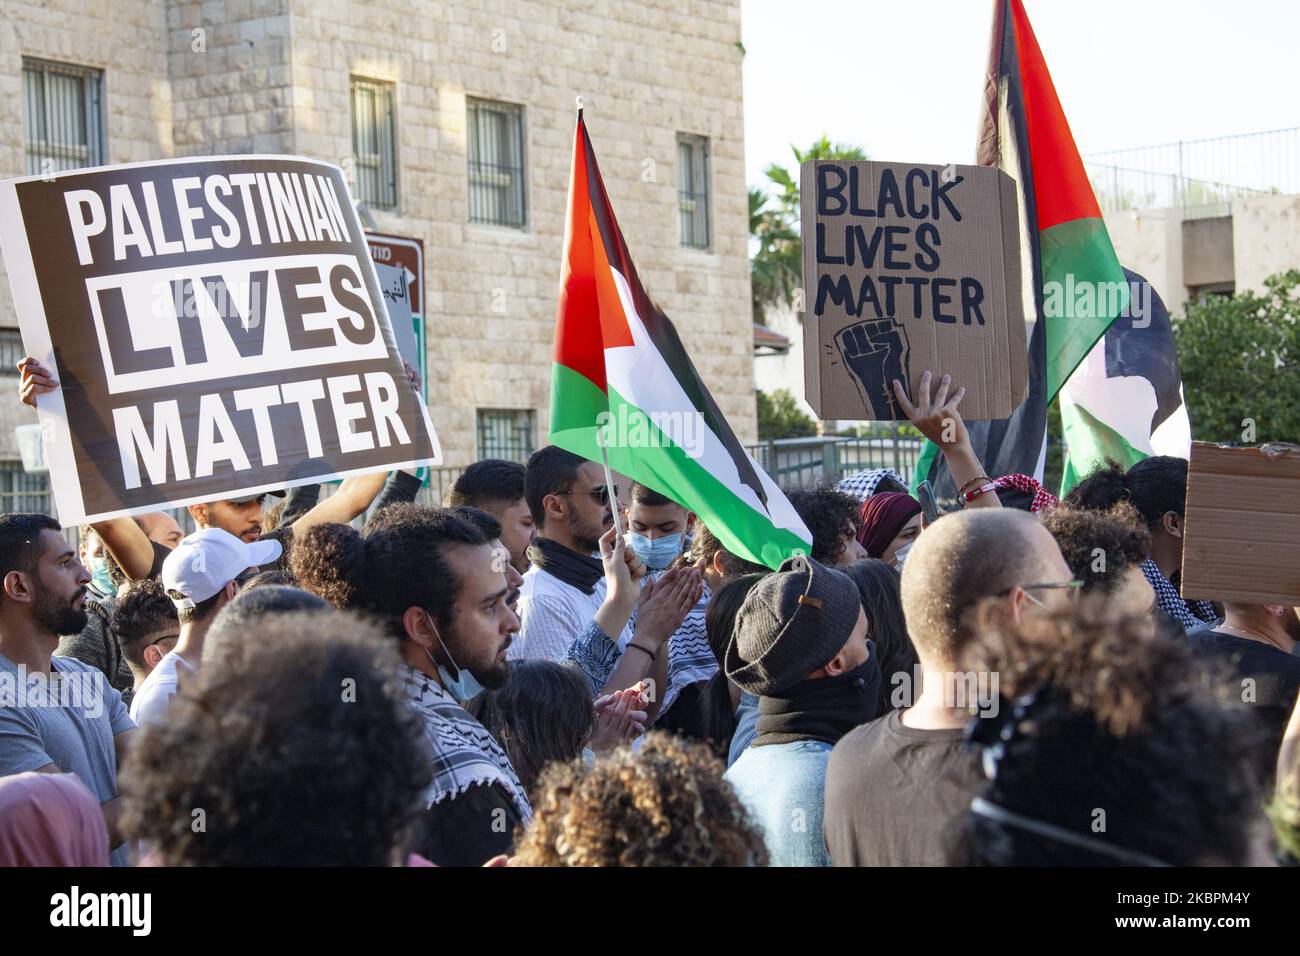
785,487,860,564
512,732,768,867
110,578,179,670
1039,502,1151,594
119,612,432,866
288,521,366,609
964,595,1266,866
1063,456,1189,528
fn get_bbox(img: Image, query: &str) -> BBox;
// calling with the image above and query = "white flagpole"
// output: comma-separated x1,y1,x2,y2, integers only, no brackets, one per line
595,418,622,540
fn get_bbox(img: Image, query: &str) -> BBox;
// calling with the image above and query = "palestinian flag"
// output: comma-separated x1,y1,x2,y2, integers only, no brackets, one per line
549,112,810,569
1059,268,1193,489
912,0,1128,497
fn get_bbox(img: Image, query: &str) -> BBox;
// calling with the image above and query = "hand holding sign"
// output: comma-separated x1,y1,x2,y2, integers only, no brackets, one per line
17,357,58,407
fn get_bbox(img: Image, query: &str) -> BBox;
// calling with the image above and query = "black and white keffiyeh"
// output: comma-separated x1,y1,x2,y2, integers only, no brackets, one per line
1141,559,1219,632
836,468,907,502
401,665,532,822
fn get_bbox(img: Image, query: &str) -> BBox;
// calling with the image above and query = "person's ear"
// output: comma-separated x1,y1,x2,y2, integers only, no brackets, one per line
822,649,849,677
542,492,565,523
1162,511,1183,538
223,580,237,601
143,644,162,668
402,606,435,649
711,550,726,578
3,570,32,605
1263,604,1287,619
1007,585,1029,626
188,503,208,526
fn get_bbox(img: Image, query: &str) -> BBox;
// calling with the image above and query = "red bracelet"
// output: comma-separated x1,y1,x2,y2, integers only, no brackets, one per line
961,482,999,505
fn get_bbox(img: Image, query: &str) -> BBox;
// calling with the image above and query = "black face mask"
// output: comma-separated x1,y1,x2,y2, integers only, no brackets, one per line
754,647,882,747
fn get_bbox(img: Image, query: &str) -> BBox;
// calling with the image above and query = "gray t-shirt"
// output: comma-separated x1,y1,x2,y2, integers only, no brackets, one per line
0,652,135,865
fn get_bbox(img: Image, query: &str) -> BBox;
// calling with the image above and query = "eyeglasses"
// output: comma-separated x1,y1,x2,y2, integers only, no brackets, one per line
1018,580,1085,594
557,485,618,506
147,632,180,648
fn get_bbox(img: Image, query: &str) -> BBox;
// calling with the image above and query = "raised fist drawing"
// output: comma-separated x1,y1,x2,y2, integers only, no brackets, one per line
835,318,911,419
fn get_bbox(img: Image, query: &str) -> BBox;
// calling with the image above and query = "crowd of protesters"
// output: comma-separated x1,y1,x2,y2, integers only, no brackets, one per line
1,360,1298,867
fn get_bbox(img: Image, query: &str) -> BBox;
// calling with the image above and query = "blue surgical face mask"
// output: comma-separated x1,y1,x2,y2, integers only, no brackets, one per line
892,541,914,571
423,616,485,703
89,557,114,595
627,531,684,571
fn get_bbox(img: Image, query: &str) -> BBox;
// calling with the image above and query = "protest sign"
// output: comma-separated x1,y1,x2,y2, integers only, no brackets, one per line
1181,441,1300,606
800,160,1028,421
0,156,442,525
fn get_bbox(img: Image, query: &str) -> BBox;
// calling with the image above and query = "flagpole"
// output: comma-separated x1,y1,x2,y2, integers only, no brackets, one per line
595,421,622,540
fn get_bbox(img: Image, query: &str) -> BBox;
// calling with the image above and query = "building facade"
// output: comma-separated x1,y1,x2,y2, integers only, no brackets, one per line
0,0,756,514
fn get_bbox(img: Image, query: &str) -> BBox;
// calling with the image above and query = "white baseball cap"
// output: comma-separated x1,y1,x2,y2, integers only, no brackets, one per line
161,528,283,608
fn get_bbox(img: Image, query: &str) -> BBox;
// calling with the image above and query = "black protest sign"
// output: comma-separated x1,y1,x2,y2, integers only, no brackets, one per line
800,161,1028,421
0,156,441,525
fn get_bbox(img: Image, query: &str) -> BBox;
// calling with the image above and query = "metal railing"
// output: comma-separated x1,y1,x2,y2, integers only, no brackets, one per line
744,435,924,489
1084,127,1299,220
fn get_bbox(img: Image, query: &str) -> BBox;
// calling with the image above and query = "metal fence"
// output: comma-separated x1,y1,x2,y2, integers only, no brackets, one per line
744,435,924,489
1084,127,1299,220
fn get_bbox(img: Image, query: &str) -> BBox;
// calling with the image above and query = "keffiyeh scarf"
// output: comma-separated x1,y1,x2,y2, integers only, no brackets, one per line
992,474,1059,513
1140,559,1219,633
837,468,906,502
401,665,532,822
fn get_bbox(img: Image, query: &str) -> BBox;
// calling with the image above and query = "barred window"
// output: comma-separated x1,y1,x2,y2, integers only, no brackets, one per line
476,409,535,463
350,77,398,210
678,134,710,249
23,59,104,176
467,99,527,228
0,330,27,374
0,461,53,516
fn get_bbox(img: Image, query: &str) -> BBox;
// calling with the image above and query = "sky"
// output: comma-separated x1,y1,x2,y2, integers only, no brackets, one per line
741,0,1300,191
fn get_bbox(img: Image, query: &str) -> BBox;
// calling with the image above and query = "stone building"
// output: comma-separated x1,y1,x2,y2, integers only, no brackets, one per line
0,0,755,515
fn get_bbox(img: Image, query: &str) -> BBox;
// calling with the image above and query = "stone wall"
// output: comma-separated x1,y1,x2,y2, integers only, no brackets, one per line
0,0,756,470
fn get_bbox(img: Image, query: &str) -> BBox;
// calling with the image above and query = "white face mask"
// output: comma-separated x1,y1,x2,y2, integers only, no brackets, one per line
892,541,914,570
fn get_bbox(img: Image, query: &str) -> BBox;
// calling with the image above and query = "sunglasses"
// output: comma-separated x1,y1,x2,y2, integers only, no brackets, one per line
558,484,618,506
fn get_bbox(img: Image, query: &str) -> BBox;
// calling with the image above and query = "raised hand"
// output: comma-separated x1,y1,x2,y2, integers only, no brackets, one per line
893,370,968,450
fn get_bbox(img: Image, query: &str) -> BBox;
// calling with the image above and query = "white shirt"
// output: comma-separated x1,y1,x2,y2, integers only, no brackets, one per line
128,651,196,726
511,566,635,662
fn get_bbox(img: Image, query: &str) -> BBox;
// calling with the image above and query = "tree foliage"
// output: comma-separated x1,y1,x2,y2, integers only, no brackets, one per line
750,136,867,322
756,388,817,440
1174,270,1300,443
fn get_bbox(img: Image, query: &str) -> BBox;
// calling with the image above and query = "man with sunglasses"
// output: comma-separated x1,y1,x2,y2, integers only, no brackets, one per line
513,446,635,662
130,529,280,726
823,508,1074,866
110,579,181,700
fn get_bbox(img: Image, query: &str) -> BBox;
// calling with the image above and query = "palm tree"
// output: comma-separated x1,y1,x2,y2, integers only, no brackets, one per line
750,136,867,323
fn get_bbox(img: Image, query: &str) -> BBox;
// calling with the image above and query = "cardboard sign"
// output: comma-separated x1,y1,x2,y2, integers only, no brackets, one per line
800,161,1027,420
0,155,442,525
1181,441,1300,605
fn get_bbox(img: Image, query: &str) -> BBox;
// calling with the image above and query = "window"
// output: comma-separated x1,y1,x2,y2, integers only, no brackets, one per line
0,330,27,374
350,77,398,210
0,461,52,516
476,410,535,462
23,59,104,176
467,99,527,228
678,134,710,248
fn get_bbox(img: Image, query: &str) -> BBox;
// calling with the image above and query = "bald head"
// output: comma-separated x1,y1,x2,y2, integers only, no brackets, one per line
900,509,1069,666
